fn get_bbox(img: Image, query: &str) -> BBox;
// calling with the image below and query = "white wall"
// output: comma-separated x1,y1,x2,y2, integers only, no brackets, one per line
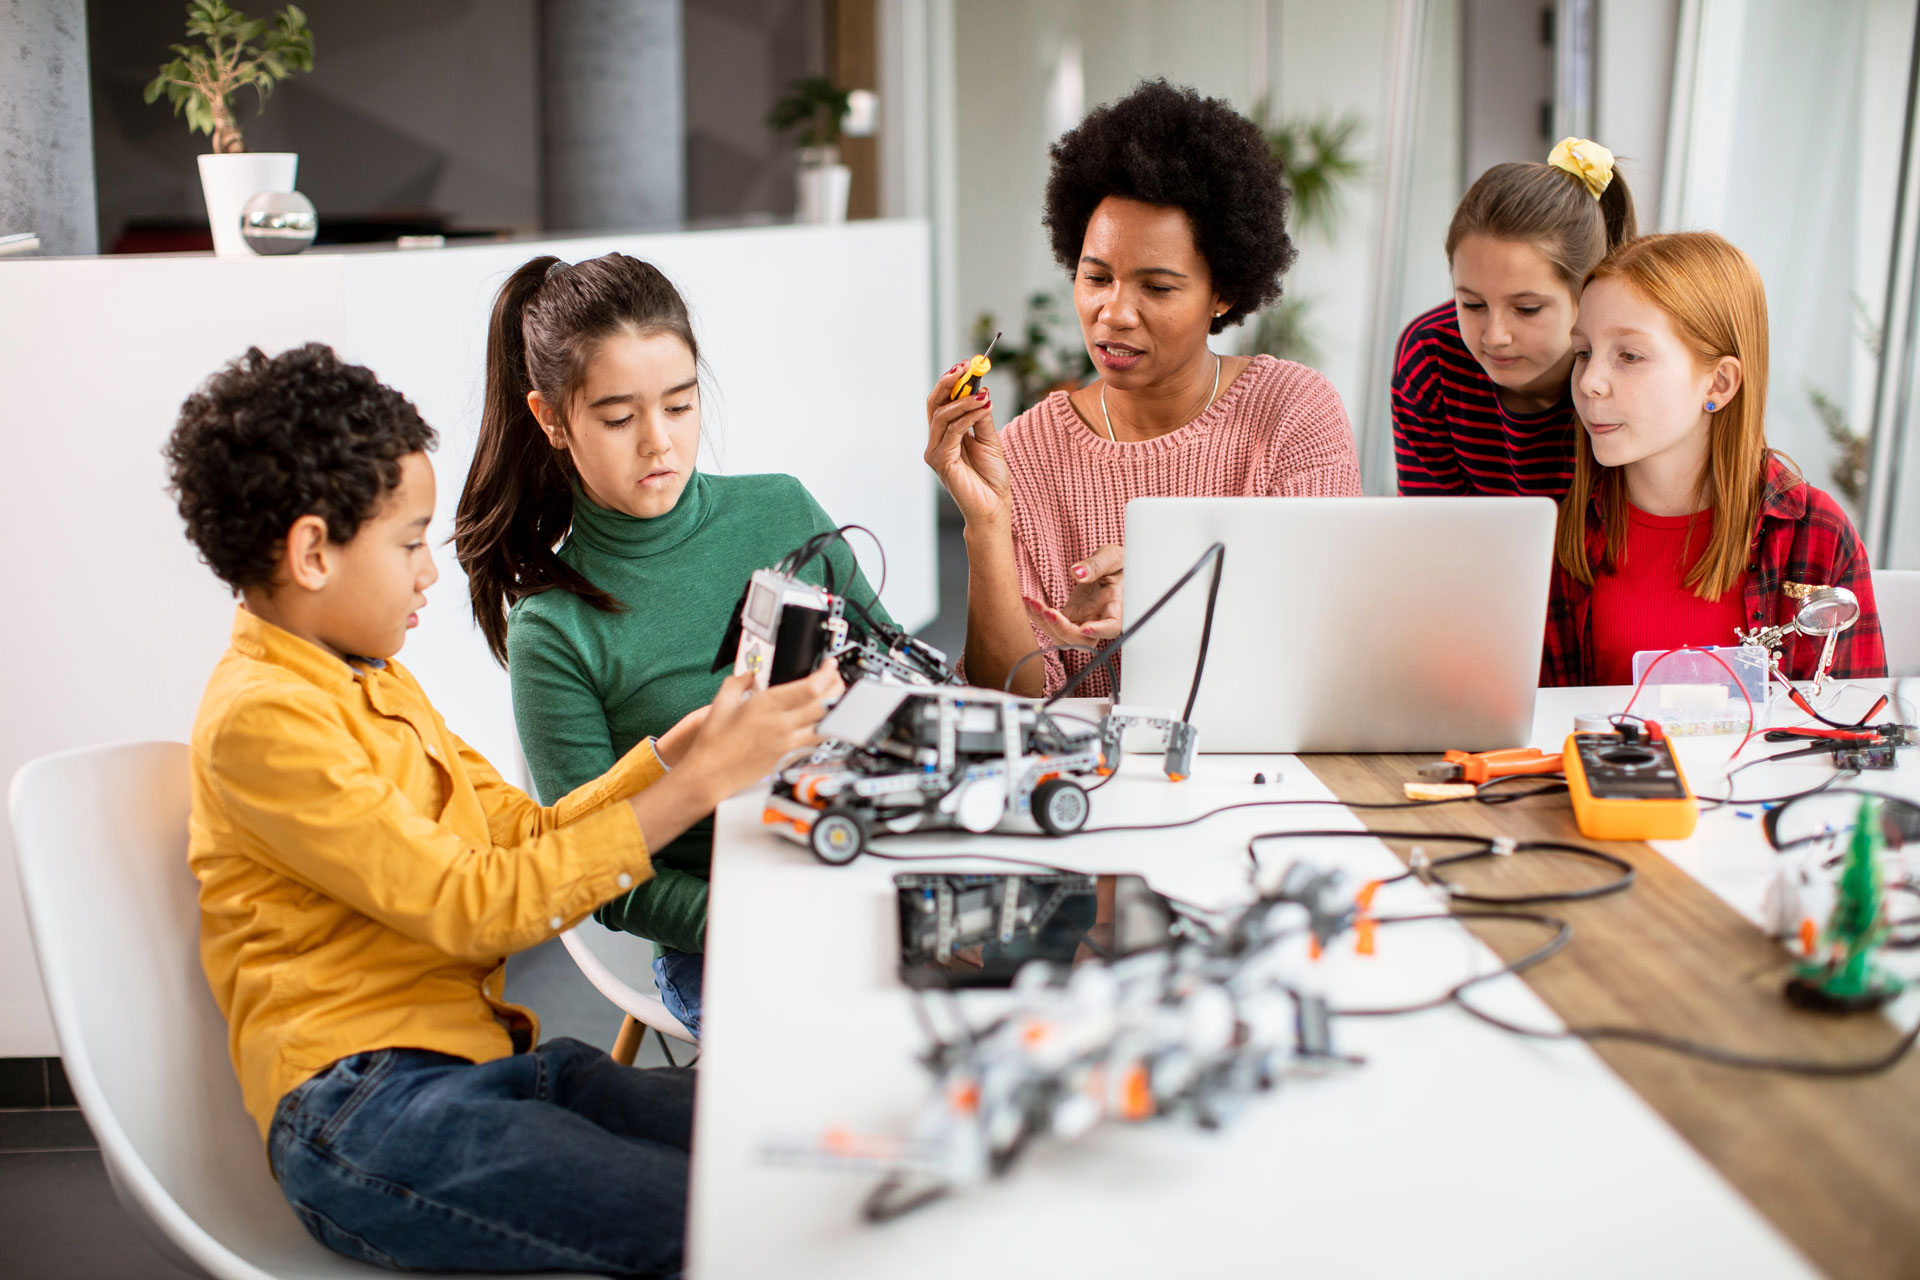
1595,0,1679,231
0,256,347,1055
939,1,1464,485
0,221,933,1056
1664,0,1909,521
1463,0,1554,188
1272,0,1399,435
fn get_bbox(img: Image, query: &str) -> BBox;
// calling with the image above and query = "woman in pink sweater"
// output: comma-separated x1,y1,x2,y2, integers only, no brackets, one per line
926,80,1361,698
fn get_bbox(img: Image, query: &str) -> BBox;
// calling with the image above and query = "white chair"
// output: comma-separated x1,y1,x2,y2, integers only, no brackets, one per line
8,741,581,1280
560,924,696,1065
1873,569,1920,675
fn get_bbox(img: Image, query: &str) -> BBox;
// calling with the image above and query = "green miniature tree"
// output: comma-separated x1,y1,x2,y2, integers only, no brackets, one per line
1789,796,1905,1010
768,76,852,151
144,1,315,155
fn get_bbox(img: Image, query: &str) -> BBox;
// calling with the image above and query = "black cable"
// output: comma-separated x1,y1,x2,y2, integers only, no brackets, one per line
1243,829,1634,905
864,774,1569,853
864,847,1079,876
1310,880,1920,1077
1761,785,1920,853
1066,774,1569,837
1005,643,1071,693
1047,542,1225,722
1327,909,1574,1017
1451,989,1920,1078
1699,760,1853,809
783,523,890,606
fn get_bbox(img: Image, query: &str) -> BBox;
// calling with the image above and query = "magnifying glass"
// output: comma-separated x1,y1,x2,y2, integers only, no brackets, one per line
1741,586,1862,699
1794,586,1860,697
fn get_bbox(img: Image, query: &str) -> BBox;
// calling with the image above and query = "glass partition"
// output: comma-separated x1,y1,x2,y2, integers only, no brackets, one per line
1664,0,1918,539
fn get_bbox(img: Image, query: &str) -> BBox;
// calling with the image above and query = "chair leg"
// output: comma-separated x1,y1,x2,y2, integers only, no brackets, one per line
611,1014,643,1066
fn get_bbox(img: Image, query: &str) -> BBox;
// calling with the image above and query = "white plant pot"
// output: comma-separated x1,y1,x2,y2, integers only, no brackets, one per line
795,162,851,224
198,152,298,257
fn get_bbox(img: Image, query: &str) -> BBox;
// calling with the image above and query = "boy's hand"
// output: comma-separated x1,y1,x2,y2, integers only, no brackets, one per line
655,704,710,768
681,664,844,804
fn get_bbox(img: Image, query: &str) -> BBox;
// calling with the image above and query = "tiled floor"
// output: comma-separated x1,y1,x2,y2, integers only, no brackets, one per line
0,518,967,1277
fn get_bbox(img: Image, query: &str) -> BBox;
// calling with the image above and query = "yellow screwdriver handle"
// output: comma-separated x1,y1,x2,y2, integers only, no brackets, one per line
950,352,993,400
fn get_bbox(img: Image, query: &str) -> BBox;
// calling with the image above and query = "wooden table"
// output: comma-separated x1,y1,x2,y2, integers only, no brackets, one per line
1302,752,1920,1280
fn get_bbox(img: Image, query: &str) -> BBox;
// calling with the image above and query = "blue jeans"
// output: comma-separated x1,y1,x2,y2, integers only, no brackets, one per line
652,950,704,1040
268,1039,694,1277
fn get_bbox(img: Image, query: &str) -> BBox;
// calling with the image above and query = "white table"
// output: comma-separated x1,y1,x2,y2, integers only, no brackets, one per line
679,682,1920,1277
1527,681,1920,1009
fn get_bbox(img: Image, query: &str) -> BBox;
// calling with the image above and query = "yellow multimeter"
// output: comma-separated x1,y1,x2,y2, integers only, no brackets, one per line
949,331,1001,400
1562,729,1698,841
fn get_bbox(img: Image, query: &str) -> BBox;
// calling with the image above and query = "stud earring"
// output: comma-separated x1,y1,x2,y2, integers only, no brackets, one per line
1706,401,1717,411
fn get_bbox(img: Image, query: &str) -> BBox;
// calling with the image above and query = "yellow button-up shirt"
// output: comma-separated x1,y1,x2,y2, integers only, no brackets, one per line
190,608,663,1137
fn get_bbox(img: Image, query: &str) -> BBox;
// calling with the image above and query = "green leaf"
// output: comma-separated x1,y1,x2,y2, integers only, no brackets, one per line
147,0,314,137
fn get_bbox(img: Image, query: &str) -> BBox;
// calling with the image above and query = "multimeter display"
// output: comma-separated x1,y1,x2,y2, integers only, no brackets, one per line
1567,736,1690,799
1563,731,1698,840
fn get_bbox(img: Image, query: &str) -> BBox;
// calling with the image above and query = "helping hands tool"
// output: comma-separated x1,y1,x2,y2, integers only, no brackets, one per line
948,331,1001,400
1735,585,1861,698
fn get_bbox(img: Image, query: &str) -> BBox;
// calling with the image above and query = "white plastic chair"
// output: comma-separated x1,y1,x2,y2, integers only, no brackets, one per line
1874,569,1920,674
8,741,582,1280
560,924,696,1065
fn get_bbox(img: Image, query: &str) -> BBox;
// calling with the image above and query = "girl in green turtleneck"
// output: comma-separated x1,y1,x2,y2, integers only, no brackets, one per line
455,252,888,1038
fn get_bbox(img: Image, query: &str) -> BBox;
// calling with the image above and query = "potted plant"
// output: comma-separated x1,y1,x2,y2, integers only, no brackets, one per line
768,75,853,224
145,1,315,257
1250,109,1366,364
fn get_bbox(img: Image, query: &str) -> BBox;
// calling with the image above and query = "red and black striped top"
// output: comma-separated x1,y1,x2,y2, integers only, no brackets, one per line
1391,300,1577,499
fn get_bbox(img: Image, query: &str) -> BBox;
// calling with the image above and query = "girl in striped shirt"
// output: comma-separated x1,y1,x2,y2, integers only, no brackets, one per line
1393,139,1636,499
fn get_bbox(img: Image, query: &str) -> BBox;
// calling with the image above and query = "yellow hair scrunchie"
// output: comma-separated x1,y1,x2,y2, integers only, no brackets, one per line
1547,137,1615,200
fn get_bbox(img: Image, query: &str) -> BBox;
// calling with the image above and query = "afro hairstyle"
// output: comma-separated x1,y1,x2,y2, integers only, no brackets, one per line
164,343,436,594
1043,78,1296,334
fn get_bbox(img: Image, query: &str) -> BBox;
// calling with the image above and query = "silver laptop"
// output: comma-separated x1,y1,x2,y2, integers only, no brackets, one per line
1117,496,1557,753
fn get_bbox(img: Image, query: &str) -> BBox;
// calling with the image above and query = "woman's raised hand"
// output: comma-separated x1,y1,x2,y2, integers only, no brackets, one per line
1023,544,1124,650
925,364,1012,527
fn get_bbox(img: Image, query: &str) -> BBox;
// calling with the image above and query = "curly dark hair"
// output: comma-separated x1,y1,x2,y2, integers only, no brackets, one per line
164,343,437,594
1044,79,1295,334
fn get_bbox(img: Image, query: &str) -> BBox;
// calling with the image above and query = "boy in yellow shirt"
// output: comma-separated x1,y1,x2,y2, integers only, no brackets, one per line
165,344,839,1276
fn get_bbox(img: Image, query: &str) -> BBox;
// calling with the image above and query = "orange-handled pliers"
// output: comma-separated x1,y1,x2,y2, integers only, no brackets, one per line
1416,747,1565,786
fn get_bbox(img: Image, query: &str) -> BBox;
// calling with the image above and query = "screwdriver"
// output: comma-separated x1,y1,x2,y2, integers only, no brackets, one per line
949,331,1001,400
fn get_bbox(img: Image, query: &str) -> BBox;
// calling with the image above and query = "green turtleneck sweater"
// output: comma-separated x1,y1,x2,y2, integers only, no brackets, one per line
507,471,888,956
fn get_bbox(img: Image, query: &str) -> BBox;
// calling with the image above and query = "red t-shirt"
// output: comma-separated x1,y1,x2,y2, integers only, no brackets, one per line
1589,504,1750,685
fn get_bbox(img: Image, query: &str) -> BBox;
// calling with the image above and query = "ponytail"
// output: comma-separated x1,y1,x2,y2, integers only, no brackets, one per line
1597,167,1637,252
454,256,622,666
1446,143,1637,293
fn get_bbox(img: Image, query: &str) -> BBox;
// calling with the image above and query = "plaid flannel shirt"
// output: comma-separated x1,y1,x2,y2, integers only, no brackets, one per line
1541,457,1886,686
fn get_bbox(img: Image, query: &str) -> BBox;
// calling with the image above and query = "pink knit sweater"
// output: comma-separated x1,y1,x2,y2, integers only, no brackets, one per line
1000,354,1360,697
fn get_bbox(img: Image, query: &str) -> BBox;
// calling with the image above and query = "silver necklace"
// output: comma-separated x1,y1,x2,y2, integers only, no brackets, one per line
1101,351,1221,443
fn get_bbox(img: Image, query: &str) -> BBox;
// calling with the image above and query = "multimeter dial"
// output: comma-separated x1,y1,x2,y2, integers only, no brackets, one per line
1569,734,1690,800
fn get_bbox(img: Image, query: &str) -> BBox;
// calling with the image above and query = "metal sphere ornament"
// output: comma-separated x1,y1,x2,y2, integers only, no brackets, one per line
239,190,317,255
